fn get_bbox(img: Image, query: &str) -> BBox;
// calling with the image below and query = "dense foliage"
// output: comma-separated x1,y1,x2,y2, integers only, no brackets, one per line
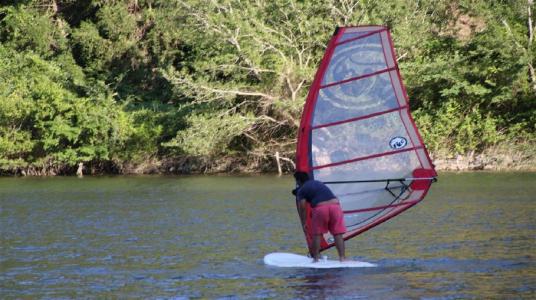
0,0,534,174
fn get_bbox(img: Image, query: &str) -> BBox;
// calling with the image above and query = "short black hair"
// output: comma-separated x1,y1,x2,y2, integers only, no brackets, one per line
293,171,309,185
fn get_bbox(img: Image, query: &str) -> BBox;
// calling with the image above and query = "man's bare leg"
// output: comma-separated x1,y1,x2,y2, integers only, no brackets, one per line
312,234,321,262
334,234,346,262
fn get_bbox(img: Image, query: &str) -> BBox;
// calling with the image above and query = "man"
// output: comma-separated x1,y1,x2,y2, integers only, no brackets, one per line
293,171,347,262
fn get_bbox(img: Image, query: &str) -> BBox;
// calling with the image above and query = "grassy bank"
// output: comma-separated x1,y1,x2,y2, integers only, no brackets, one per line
5,142,534,177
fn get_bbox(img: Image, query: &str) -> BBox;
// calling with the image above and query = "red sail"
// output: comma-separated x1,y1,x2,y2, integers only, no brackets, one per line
296,26,437,252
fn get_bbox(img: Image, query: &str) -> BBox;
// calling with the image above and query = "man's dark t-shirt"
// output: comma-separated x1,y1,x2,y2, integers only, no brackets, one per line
296,180,336,207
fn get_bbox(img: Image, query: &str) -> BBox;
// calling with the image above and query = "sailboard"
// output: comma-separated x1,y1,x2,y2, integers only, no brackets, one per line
264,252,376,268
295,26,437,253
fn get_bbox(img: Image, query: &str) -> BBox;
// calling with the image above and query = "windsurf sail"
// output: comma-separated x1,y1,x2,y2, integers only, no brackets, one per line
295,26,437,253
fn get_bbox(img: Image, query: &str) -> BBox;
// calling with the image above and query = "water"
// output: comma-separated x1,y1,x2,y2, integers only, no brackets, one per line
0,173,534,299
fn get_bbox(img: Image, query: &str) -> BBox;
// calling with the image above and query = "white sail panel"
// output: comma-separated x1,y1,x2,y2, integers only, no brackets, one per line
321,33,387,86
313,71,400,126
311,109,414,168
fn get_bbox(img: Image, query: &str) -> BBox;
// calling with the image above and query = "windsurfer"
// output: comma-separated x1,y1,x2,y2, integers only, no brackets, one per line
293,171,347,262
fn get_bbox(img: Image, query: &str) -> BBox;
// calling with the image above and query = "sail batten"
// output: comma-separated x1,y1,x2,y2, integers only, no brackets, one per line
312,146,423,170
335,28,387,45
295,26,437,253
312,106,407,129
344,200,419,214
325,177,437,184
319,66,397,89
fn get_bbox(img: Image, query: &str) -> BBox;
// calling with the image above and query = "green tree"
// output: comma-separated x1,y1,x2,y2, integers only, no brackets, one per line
0,0,534,174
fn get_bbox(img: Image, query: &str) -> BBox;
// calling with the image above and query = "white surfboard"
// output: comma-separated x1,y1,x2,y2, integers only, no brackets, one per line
263,252,376,268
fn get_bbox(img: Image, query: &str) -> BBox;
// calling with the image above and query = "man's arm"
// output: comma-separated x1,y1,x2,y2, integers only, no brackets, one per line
297,198,307,227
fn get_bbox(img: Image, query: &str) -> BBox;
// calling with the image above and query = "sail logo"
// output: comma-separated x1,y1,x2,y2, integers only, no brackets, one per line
389,137,407,149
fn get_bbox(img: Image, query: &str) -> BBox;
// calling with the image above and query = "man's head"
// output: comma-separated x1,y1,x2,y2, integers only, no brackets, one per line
293,171,310,185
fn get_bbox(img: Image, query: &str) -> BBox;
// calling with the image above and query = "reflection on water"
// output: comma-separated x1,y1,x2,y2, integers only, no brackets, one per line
0,173,535,298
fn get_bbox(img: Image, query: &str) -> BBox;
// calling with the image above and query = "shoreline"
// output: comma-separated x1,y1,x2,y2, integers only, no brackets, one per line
2,151,535,177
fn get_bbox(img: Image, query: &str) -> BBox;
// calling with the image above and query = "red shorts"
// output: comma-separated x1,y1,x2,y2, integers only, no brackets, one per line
311,203,346,235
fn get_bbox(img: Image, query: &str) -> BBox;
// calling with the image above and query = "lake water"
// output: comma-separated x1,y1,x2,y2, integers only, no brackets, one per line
1,173,534,299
